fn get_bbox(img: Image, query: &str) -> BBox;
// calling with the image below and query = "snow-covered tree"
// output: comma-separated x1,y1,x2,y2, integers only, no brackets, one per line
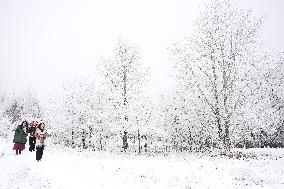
99,38,149,149
171,0,264,152
18,86,43,121
0,85,42,139
233,52,284,148
0,87,12,139
47,76,108,150
3,86,42,124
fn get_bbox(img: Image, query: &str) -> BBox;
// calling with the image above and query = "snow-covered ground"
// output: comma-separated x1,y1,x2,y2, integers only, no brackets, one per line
1,139,284,189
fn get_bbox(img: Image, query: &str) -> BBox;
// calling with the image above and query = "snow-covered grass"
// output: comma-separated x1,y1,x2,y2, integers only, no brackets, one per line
1,138,284,189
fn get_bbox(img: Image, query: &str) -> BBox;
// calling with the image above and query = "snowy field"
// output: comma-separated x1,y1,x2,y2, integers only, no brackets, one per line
1,139,284,189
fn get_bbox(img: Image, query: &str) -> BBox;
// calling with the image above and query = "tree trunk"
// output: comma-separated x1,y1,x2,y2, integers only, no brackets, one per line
71,129,75,148
100,133,103,150
88,126,93,149
82,129,86,149
138,129,141,154
224,121,230,152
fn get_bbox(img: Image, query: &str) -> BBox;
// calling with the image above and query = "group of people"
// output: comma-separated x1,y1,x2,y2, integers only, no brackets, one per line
12,120,48,161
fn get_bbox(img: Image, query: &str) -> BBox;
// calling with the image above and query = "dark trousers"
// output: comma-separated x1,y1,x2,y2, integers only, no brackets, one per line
29,137,36,151
36,146,44,161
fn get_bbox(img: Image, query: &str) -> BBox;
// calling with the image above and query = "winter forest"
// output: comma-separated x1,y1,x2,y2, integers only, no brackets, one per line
1,0,284,188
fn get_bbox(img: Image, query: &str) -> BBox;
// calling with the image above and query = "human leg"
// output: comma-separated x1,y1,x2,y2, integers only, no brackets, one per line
29,137,33,151
36,147,41,161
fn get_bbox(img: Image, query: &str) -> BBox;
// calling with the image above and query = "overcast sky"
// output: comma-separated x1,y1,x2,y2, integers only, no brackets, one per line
0,0,283,102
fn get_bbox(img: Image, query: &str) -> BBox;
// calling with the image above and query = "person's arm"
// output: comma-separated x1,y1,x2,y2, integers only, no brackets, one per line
24,127,28,136
35,130,39,139
15,126,21,133
43,131,48,139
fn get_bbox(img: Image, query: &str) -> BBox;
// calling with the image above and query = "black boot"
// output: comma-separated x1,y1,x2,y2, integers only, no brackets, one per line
16,150,18,155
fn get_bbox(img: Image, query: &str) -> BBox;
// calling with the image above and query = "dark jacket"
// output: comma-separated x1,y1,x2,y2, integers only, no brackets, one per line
13,125,28,144
28,126,37,138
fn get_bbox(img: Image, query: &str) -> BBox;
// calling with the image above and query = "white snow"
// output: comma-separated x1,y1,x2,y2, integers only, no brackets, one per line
1,139,284,189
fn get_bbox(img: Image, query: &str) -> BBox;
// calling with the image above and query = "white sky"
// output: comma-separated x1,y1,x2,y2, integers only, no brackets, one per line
0,0,283,102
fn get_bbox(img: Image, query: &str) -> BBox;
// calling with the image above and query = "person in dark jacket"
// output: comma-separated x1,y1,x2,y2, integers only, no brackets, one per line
35,123,48,161
28,121,38,152
13,121,28,155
